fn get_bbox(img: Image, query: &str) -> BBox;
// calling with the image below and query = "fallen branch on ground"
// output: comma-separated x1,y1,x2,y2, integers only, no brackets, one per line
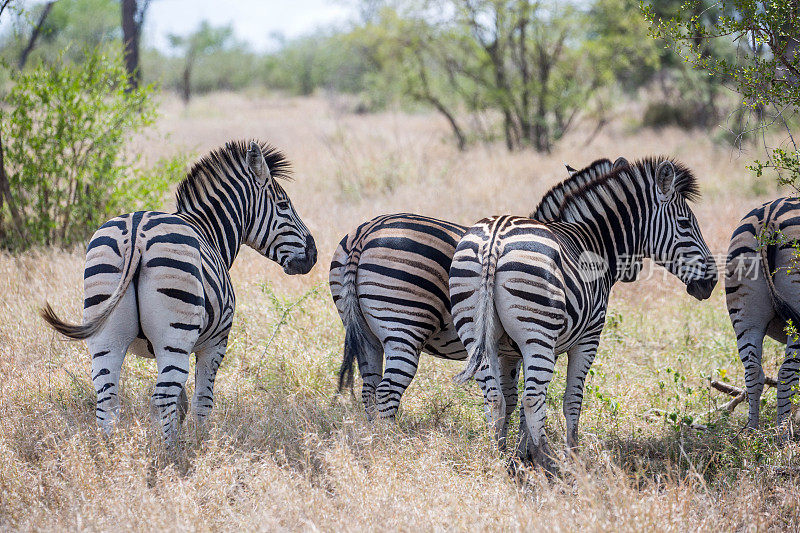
640,377,780,430
708,377,778,414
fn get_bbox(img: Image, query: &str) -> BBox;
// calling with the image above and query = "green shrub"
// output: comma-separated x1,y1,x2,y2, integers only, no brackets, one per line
1,48,157,250
116,153,190,213
641,101,698,129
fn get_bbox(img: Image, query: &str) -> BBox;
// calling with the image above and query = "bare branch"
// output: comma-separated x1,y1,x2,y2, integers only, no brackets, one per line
18,1,55,70
0,0,13,21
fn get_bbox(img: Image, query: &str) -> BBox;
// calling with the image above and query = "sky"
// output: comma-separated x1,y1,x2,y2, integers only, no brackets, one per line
4,0,358,53
144,0,357,53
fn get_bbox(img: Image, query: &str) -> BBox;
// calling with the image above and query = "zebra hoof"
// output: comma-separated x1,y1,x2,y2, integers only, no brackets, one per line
530,443,558,478
507,456,530,483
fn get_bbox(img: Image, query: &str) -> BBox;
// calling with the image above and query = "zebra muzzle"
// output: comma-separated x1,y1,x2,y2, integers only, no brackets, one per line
283,235,317,275
685,255,717,300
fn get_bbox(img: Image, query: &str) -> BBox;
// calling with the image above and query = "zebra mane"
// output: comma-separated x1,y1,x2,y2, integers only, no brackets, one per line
176,140,293,208
556,156,699,222
530,158,614,220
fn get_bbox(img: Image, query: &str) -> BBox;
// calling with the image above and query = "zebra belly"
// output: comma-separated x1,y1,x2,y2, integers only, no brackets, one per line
129,337,155,358
423,323,468,360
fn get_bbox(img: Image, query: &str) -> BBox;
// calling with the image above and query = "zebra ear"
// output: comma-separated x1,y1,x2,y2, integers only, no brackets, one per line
246,141,271,187
613,157,628,170
565,163,578,176
655,160,676,201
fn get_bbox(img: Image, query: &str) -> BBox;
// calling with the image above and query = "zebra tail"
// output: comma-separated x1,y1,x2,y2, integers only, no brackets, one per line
337,244,378,391
41,238,143,340
760,228,800,331
455,237,500,384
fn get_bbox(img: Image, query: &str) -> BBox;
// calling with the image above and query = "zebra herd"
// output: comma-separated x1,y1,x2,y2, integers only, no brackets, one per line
41,139,800,471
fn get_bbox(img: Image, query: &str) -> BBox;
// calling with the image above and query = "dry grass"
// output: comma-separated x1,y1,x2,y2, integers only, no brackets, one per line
2,92,800,531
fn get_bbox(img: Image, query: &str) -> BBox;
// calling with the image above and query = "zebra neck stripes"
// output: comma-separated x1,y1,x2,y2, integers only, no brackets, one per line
174,140,303,270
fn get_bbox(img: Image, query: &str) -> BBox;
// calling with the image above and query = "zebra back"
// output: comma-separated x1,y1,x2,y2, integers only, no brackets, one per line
531,157,628,221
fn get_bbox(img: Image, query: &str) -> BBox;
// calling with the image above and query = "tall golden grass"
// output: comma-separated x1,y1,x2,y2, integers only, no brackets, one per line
2,92,798,531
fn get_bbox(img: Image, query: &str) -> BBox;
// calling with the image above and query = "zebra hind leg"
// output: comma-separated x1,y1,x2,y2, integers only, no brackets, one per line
86,289,138,436
192,340,228,435
777,340,800,444
374,340,421,420
499,355,521,451
475,363,507,450
358,337,384,421
151,345,192,447
734,328,766,429
518,344,557,474
89,344,128,435
178,387,188,425
563,335,600,452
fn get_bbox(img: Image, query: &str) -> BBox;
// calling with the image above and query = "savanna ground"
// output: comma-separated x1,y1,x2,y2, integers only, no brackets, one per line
2,92,799,531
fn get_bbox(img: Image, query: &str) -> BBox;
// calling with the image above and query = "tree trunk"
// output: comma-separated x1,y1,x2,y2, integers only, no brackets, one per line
18,1,54,70
517,3,532,144
0,123,29,247
181,59,192,103
778,0,800,86
427,97,466,151
534,54,551,152
486,42,517,150
411,48,466,150
0,0,14,21
0,132,4,244
121,0,142,90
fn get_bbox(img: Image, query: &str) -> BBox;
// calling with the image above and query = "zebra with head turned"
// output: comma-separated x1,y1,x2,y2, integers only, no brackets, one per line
328,157,631,423
449,157,717,469
726,197,800,440
41,140,317,444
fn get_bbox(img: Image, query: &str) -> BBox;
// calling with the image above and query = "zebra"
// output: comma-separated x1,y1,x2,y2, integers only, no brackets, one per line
725,197,800,440
329,157,631,421
448,157,717,469
41,140,317,444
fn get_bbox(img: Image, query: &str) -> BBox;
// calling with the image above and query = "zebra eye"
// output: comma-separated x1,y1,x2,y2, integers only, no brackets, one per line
677,218,692,230
276,200,290,211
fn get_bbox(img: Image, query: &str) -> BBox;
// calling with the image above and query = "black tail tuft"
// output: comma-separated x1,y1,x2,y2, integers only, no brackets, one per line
338,308,377,391
338,321,360,391
454,344,485,384
40,303,95,340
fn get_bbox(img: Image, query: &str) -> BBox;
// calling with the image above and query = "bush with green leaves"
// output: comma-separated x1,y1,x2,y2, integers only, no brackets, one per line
644,1,800,191
0,48,166,250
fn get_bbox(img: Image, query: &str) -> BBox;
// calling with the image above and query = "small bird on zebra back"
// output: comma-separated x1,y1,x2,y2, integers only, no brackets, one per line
448,157,717,471
726,197,800,441
329,157,633,424
41,140,317,446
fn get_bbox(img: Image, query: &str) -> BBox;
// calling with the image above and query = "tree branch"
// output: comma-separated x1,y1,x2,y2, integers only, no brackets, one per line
708,377,778,414
18,1,54,70
0,0,13,20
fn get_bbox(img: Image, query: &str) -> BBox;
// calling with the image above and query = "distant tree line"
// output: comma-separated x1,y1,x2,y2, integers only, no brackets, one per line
0,0,796,251
0,0,777,154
